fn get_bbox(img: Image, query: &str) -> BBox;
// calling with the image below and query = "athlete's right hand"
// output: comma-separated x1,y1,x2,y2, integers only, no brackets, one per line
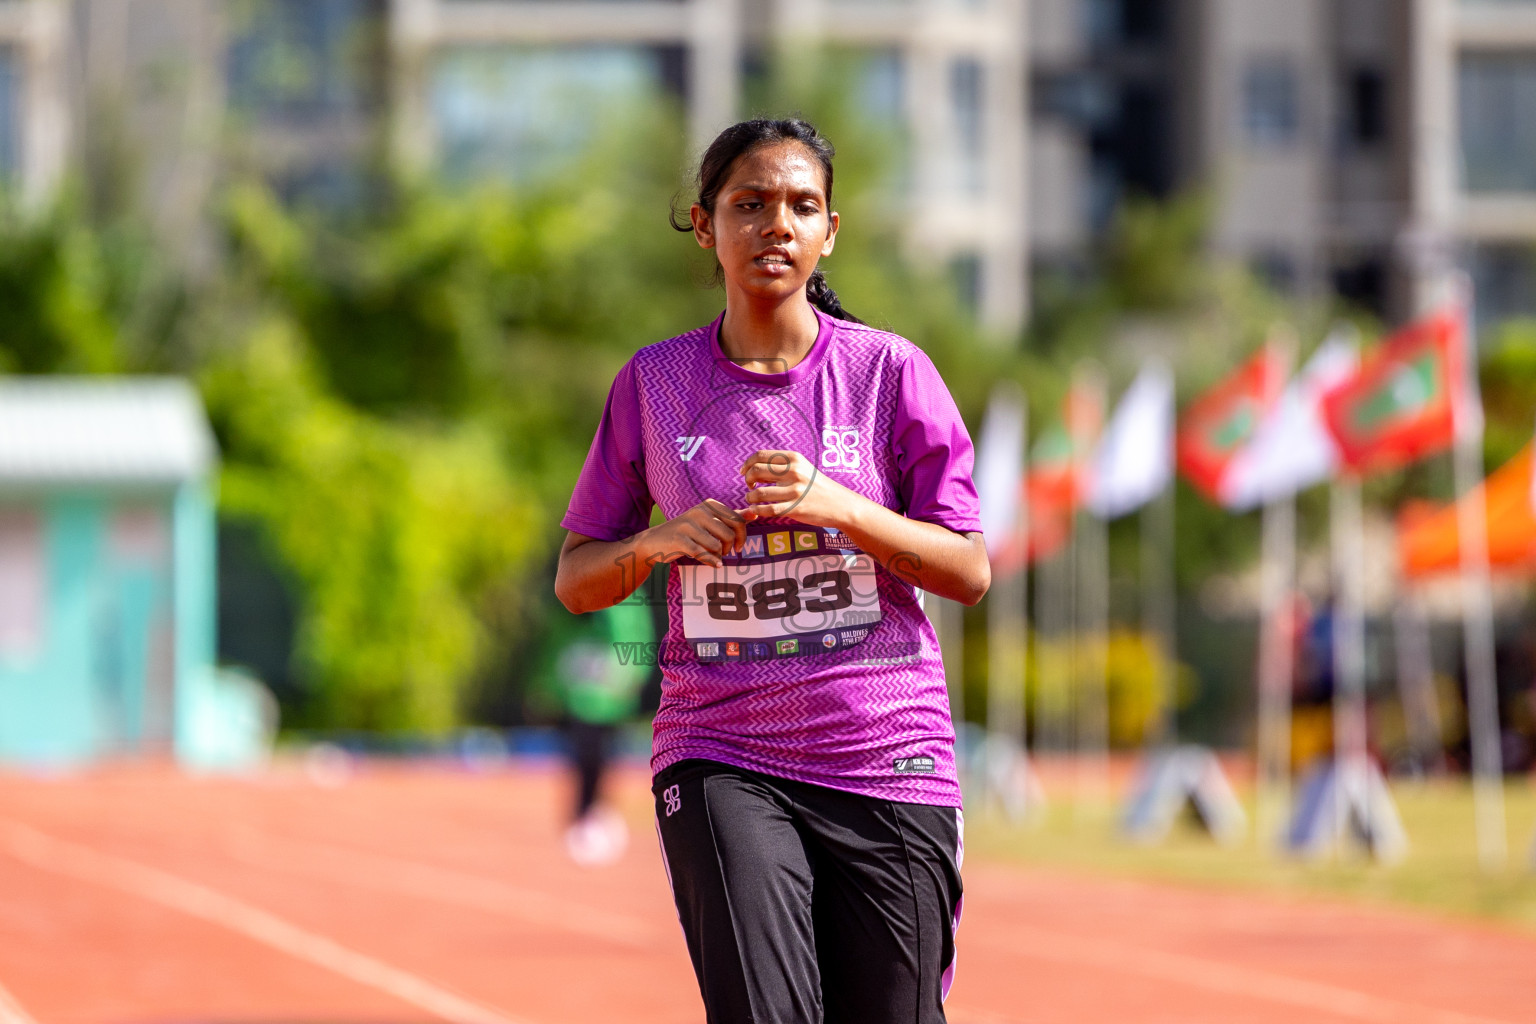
638,498,748,568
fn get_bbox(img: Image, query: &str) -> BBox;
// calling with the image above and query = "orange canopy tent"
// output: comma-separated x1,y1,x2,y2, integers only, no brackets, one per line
1398,443,1536,578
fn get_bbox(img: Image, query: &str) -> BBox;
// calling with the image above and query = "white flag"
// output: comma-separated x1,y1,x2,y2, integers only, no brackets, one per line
976,382,1026,558
1087,362,1174,520
1220,330,1358,511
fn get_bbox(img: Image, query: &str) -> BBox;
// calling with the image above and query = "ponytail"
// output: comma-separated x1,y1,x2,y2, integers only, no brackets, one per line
805,267,864,325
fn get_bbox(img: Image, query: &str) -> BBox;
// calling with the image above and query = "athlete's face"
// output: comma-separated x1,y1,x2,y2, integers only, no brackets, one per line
691,142,839,304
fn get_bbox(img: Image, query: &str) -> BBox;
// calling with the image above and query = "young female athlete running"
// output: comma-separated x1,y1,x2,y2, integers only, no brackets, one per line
556,118,990,1023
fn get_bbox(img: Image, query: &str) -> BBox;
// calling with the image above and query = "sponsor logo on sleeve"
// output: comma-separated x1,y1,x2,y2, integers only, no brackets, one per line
893,756,936,775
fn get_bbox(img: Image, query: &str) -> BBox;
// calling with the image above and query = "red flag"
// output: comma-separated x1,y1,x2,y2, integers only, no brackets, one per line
1021,381,1102,563
1176,347,1286,503
1321,306,1466,474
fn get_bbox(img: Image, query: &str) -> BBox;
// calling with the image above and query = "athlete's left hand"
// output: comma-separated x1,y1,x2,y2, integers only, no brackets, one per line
737,449,861,528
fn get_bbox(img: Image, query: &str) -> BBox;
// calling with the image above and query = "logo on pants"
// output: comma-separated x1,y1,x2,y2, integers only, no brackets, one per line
663,784,682,817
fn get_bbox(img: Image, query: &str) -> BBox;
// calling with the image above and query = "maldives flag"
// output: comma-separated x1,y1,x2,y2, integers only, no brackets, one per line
1023,381,1102,561
1176,347,1287,503
1321,306,1466,474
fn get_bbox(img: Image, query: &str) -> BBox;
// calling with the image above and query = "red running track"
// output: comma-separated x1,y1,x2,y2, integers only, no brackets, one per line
0,761,1529,1024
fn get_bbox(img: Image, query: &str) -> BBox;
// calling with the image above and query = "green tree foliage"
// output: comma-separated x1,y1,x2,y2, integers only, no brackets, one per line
202,319,535,732
1482,319,1536,467
0,197,125,373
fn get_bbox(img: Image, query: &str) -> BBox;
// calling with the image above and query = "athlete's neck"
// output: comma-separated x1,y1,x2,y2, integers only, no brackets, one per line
718,294,820,375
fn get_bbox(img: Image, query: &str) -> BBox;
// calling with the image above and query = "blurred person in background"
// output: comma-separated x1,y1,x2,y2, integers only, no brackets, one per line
1292,592,1335,770
536,590,654,866
555,118,989,1023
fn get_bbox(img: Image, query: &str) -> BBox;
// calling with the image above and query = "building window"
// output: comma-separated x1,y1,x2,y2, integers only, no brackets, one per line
431,46,664,184
1243,59,1299,146
0,509,44,660
1331,256,1387,319
949,58,984,196
1087,152,1120,234
1088,0,1169,49
1116,81,1171,197
950,252,981,314
1469,244,1536,333
1459,52,1536,192
824,48,908,192
1344,67,1387,148
226,0,386,126
856,49,904,126
0,46,17,183
1249,250,1297,295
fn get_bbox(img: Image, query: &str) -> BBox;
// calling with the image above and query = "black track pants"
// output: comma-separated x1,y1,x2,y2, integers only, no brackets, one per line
652,758,964,1024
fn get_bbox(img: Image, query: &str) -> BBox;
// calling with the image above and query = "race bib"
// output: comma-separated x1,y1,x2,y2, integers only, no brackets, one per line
676,526,882,662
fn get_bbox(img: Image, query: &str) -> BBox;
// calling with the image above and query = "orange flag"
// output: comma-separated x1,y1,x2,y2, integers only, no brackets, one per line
1398,443,1536,578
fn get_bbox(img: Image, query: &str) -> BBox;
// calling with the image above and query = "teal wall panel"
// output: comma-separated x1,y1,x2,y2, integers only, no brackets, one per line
173,480,218,764
0,491,186,767
0,496,105,765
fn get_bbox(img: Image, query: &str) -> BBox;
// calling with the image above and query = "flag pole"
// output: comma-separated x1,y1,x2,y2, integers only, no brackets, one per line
1256,490,1297,848
1254,328,1298,850
1075,505,1111,820
1449,276,1507,871
1031,544,1052,758
1329,474,1369,858
1036,536,1070,759
1143,458,1177,751
1069,491,1081,798
986,391,1030,819
1074,366,1111,820
1391,581,1446,777
934,593,965,766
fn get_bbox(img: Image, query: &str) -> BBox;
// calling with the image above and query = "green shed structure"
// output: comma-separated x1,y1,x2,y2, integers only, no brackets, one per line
0,377,221,768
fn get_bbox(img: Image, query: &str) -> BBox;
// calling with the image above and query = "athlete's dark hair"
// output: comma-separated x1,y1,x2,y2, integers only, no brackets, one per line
672,118,863,325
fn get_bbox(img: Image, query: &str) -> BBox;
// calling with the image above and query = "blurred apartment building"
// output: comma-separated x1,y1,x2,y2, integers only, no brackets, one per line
0,0,1533,333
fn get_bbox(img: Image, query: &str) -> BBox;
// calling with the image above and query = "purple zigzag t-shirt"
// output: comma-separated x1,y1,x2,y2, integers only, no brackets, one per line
562,307,981,807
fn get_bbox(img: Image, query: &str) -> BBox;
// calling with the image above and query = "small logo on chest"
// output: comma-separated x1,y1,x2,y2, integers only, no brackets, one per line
821,427,861,472
676,435,705,461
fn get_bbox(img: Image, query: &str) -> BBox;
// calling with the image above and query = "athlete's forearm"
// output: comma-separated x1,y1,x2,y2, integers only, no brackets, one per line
836,497,990,606
555,531,665,614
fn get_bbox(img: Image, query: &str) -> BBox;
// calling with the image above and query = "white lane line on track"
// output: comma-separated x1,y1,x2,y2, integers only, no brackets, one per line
220,827,663,949
0,822,532,1024
0,979,39,1024
1004,923,1520,1024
